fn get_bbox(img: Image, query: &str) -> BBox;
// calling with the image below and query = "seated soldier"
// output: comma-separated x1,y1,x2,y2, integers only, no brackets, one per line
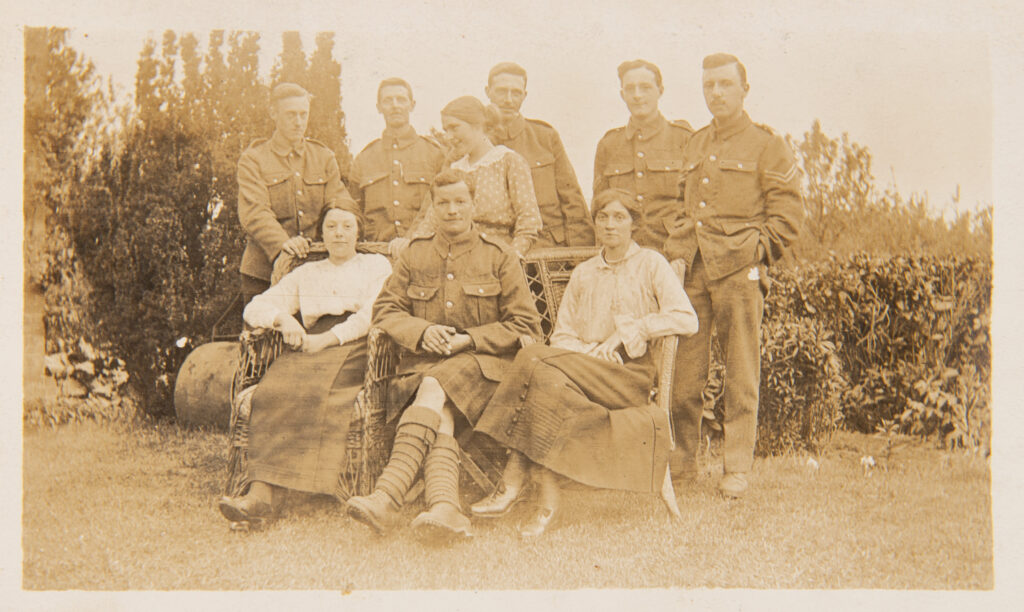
346,169,543,541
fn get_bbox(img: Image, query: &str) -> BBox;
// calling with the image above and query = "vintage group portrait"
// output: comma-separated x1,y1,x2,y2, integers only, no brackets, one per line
12,0,1015,606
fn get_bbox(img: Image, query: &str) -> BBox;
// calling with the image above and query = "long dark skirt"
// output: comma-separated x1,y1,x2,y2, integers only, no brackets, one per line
247,317,366,497
385,353,501,427
475,343,672,493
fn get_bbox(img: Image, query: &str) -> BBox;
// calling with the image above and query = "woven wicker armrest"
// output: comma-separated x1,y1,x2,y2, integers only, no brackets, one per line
339,326,405,499
653,335,680,449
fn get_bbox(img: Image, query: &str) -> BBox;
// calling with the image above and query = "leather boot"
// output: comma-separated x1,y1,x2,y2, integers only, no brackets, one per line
411,433,473,541
471,450,530,517
347,406,440,535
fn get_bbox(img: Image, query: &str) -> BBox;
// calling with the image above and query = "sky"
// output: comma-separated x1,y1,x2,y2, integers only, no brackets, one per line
59,0,997,214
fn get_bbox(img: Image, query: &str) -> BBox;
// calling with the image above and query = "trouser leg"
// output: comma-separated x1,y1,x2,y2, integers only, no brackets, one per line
670,255,713,476
710,264,764,473
240,273,270,308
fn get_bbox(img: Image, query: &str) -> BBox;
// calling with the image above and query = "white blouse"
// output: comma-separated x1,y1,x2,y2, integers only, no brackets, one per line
243,253,392,345
550,242,698,358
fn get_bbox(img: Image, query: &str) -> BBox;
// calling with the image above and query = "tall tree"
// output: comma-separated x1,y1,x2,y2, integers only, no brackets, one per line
272,31,307,87
306,31,352,181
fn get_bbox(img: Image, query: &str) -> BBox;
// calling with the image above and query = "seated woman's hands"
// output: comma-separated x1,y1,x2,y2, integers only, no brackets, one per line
587,331,624,364
302,332,339,354
274,313,307,350
421,325,473,356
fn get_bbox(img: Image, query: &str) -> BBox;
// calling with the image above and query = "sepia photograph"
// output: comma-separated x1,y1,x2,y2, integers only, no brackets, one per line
8,0,1022,606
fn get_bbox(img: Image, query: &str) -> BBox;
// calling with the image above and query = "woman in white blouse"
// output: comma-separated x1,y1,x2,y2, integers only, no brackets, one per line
471,188,699,537
218,204,392,526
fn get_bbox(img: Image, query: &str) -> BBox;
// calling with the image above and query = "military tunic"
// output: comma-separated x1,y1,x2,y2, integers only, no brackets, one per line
237,133,354,282
663,111,803,476
349,125,444,242
593,113,693,251
489,115,594,247
372,227,543,424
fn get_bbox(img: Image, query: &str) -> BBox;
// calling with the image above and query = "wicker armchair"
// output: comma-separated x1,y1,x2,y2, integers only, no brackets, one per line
223,241,390,500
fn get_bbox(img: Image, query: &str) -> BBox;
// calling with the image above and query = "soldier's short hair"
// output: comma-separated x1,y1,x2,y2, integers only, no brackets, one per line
377,77,414,102
591,188,642,224
702,53,748,86
488,62,528,87
617,59,663,89
431,168,475,199
270,82,312,105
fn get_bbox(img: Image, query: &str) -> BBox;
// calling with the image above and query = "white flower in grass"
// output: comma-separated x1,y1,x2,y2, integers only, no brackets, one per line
805,457,820,470
176,337,189,348
860,455,876,475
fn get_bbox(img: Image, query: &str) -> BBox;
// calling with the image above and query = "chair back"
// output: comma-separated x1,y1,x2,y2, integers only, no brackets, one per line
521,246,600,340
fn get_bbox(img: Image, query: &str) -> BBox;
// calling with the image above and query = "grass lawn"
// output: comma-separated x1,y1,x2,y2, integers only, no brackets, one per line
22,421,991,590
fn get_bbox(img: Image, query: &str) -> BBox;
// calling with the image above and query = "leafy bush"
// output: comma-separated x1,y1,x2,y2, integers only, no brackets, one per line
40,31,351,418
756,314,845,455
767,254,991,450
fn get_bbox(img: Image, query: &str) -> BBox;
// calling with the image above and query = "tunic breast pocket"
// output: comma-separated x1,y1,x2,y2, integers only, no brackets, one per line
303,175,328,205
718,159,760,215
527,153,558,207
266,176,293,219
407,284,440,321
602,162,634,190
645,158,684,198
461,280,502,324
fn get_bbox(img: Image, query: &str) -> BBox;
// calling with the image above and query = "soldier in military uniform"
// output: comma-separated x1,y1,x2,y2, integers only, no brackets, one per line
236,82,356,305
346,169,542,542
485,62,594,247
349,78,444,250
593,59,693,251
663,54,803,498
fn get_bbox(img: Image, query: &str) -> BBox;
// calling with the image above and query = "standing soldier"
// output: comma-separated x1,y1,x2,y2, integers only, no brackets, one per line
593,59,693,250
486,62,594,247
237,82,356,305
350,78,445,251
663,53,803,498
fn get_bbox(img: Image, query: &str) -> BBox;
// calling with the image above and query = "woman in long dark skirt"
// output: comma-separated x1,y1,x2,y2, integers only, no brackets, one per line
471,188,699,537
217,203,392,525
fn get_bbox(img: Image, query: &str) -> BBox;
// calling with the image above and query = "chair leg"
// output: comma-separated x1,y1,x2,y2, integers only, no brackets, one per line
660,465,682,521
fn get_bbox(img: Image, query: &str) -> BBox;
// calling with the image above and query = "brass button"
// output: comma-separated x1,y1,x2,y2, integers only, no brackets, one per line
637,195,644,202
393,200,400,206
298,210,304,216
637,171,644,178
702,177,709,184
699,201,707,208
445,301,454,308
393,160,399,165
478,288,485,294
637,151,645,158
392,180,399,186
446,273,454,280
709,155,717,161
696,221,703,228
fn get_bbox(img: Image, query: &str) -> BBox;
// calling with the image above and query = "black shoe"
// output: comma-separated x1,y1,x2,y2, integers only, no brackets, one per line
218,495,274,524
470,481,530,517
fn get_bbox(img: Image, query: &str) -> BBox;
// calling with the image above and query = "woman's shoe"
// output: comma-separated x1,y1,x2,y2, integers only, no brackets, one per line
218,495,274,524
519,505,557,539
470,481,530,517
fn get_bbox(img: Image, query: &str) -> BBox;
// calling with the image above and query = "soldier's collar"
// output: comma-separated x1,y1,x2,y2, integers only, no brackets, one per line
491,114,525,141
596,241,642,269
625,113,667,141
433,226,480,258
269,131,305,158
711,111,752,141
382,124,418,149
